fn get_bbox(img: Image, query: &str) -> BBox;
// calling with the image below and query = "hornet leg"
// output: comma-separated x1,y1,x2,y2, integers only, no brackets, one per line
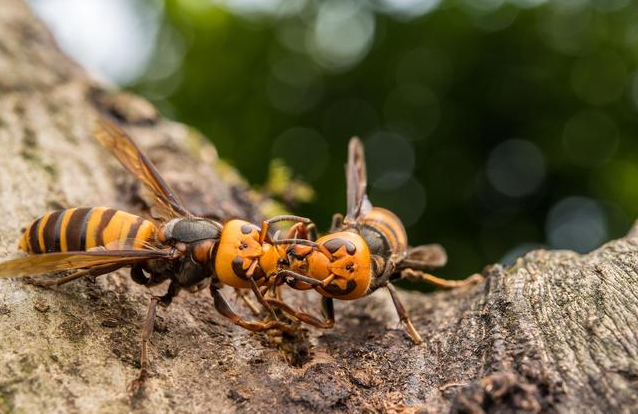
387,283,422,345
247,275,278,319
211,286,296,334
281,221,317,242
277,269,323,287
234,288,261,316
129,281,179,394
401,269,483,289
258,215,316,244
266,296,334,329
128,296,159,394
243,259,277,319
246,214,318,318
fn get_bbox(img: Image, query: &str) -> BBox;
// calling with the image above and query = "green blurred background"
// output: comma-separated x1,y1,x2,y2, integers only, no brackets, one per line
28,0,638,280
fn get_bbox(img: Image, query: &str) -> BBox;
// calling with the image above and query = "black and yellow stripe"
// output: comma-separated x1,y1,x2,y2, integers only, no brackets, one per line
360,207,408,259
19,207,157,253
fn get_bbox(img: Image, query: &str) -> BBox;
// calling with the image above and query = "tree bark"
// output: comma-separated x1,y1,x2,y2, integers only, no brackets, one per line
1,2,637,414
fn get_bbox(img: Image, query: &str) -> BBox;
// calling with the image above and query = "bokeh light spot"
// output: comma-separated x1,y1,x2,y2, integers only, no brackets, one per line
507,0,547,8
277,22,307,54
29,0,162,86
571,51,628,105
369,177,426,227
472,6,519,32
310,1,375,71
551,0,589,11
546,196,607,253
374,0,442,19
593,0,630,12
218,0,307,17
538,5,592,55
270,56,322,88
500,242,544,265
459,0,505,15
562,111,618,167
592,161,638,218
365,132,415,189
266,56,323,114
486,139,545,198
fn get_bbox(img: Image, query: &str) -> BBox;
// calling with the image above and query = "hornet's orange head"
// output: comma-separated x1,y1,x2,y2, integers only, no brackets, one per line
283,232,371,300
215,220,269,289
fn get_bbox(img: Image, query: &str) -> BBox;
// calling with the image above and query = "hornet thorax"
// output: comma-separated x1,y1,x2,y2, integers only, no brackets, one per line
349,207,409,292
156,218,223,288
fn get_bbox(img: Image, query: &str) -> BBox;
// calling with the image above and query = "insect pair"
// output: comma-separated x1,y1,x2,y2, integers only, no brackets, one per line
0,119,480,388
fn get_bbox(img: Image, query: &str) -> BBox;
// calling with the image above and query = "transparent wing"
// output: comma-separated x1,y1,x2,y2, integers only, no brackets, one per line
399,244,448,270
94,118,192,218
345,137,370,221
0,249,177,278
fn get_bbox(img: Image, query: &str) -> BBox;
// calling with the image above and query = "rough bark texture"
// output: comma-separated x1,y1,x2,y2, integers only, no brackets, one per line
1,2,637,414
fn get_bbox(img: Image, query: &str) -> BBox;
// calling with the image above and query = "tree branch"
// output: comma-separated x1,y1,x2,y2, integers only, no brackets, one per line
0,2,637,414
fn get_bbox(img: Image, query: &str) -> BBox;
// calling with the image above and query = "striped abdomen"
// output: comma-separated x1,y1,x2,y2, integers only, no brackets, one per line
18,207,157,254
359,207,408,263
